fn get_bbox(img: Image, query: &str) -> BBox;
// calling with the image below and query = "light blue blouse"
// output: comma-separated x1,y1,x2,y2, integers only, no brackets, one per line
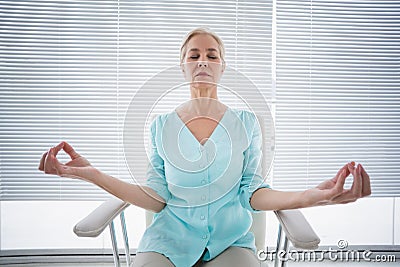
137,108,270,267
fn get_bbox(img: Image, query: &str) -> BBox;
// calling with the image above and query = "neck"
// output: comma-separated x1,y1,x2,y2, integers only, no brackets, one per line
176,97,227,119
190,84,218,100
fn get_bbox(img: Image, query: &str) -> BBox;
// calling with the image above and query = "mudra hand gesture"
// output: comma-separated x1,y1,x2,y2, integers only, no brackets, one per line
250,161,371,211
38,141,94,180
303,162,371,207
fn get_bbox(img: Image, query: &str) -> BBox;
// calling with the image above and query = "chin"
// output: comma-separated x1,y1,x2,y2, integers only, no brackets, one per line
192,81,216,90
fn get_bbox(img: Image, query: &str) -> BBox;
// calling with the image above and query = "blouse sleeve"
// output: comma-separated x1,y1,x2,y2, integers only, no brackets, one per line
239,113,271,212
145,116,172,204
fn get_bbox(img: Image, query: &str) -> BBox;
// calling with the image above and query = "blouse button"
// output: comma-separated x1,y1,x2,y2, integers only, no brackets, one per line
201,180,206,185
200,215,205,220
201,195,206,201
202,234,208,239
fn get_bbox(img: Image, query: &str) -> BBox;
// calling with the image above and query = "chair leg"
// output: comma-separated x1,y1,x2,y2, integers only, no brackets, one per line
109,221,121,267
120,211,131,267
274,224,290,267
281,236,289,267
274,225,283,267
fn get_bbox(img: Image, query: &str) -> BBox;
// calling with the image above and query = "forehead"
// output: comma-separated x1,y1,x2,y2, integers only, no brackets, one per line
186,34,220,52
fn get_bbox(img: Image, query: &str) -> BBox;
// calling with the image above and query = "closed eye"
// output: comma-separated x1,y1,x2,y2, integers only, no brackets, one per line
188,55,218,60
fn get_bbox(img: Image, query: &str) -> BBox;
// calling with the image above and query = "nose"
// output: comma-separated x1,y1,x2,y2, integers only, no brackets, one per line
197,61,208,68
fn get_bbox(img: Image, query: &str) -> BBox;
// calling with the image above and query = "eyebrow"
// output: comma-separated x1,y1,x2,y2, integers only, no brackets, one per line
188,48,218,52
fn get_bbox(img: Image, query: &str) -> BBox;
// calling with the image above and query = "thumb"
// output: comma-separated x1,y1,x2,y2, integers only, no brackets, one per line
63,142,81,160
329,169,347,198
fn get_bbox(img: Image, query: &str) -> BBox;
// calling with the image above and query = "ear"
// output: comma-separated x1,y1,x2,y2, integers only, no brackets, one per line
180,62,185,72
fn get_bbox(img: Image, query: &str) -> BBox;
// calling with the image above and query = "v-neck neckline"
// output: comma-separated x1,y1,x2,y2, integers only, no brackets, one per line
174,108,230,147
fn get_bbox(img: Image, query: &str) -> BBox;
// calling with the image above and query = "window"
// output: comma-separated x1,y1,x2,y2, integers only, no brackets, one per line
0,0,272,200
273,0,400,196
1,0,399,201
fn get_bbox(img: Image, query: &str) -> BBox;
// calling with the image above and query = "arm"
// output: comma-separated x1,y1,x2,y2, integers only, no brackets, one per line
38,141,166,213
83,169,165,213
250,162,372,211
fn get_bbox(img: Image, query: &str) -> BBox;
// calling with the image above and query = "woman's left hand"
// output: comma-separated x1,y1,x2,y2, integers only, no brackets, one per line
304,162,371,207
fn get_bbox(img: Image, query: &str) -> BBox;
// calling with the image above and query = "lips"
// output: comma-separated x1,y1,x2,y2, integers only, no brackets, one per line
196,72,211,77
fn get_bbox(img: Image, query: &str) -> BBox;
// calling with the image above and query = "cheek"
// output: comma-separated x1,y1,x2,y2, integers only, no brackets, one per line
211,65,224,77
182,64,194,81
183,63,196,74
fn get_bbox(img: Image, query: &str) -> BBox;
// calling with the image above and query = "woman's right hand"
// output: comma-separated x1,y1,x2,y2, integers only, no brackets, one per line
38,141,97,180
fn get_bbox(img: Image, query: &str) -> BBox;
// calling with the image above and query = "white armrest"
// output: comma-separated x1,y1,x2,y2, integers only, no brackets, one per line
274,209,320,250
73,199,319,251
74,197,130,237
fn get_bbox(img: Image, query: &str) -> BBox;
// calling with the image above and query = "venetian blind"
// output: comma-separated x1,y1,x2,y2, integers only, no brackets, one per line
273,0,400,196
0,0,272,200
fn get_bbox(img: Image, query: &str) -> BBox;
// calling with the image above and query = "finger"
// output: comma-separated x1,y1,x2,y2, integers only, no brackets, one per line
332,169,347,197
45,142,65,165
52,141,65,157
337,169,347,188
334,161,354,178
62,142,81,160
38,151,48,171
350,164,363,199
46,149,66,176
332,189,353,203
43,148,56,174
347,162,356,176
343,164,351,179
332,163,351,183
360,163,371,196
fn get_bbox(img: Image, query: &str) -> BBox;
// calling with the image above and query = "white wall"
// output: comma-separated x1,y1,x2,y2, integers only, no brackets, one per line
265,197,399,247
1,197,399,251
0,201,146,250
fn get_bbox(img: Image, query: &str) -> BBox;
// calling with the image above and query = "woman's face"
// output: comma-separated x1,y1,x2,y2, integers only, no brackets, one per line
181,34,225,88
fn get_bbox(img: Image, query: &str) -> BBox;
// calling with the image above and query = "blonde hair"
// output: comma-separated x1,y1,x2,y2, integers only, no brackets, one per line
180,27,225,65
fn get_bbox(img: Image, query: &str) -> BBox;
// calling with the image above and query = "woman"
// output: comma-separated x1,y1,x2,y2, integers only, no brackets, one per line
38,28,371,267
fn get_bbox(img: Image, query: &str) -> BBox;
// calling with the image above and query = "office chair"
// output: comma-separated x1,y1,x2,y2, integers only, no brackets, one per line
73,114,320,267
